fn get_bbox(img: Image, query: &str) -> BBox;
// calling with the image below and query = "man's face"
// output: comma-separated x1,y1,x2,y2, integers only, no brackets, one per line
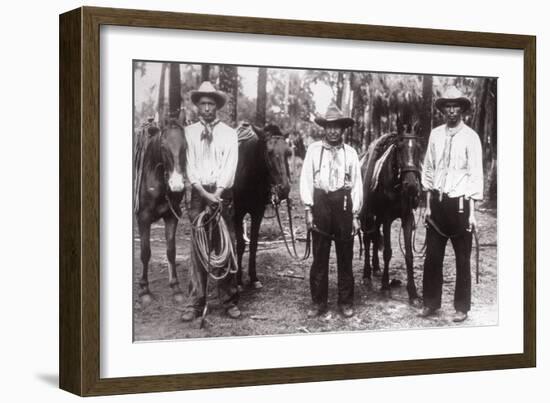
443,101,462,126
325,122,344,145
197,96,218,122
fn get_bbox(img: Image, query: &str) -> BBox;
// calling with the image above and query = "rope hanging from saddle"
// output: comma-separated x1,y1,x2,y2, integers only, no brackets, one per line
191,203,238,280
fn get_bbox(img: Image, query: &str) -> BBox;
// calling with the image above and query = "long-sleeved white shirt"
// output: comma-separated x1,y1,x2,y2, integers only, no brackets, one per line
185,120,238,189
422,122,484,200
300,141,363,214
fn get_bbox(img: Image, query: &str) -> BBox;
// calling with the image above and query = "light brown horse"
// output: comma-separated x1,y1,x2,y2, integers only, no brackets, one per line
135,120,187,304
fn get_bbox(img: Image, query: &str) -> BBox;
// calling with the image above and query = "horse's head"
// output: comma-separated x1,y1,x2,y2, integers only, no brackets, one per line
396,124,422,203
263,124,292,204
160,120,187,193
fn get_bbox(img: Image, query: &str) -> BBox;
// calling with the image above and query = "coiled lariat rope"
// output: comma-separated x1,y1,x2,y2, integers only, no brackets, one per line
191,203,238,281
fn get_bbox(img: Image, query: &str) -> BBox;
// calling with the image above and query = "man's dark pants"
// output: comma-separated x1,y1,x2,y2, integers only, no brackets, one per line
310,188,354,309
423,192,472,313
185,186,239,313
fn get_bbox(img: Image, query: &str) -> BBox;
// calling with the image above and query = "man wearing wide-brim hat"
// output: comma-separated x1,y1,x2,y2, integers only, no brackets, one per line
300,103,363,319
420,85,483,323
182,81,241,322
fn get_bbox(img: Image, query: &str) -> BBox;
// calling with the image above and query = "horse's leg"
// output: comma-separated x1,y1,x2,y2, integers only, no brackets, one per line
381,220,392,294
402,213,421,306
362,231,372,288
248,210,263,289
137,215,153,304
372,224,381,275
234,209,246,291
164,215,184,303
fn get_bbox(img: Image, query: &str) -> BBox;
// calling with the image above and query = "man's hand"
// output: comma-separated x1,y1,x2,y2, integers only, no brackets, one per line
352,217,361,236
423,207,432,226
305,209,313,231
203,191,221,206
467,213,477,232
214,187,224,201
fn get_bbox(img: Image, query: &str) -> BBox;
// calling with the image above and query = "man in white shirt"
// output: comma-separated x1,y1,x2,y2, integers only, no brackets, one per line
300,103,363,318
181,81,240,322
420,86,483,323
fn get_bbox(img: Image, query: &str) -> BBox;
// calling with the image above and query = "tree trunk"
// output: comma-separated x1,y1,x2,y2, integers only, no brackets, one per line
288,71,301,133
218,65,239,126
157,63,168,127
168,63,182,122
336,71,345,108
420,75,433,141
365,74,374,148
350,72,366,152
201,64,210,82
485,78,497,202
472,77,498,203
256,67,267,127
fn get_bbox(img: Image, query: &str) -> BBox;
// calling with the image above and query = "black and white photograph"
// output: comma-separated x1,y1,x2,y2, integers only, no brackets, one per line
133,61,498,341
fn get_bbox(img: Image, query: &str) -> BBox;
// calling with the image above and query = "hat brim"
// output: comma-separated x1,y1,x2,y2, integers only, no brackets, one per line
191,91,227,109
314,117,355,129
435,97,471,112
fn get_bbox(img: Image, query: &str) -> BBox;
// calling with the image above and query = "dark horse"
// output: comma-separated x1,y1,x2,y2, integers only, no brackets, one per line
360,125,423,305
134,119,187,304
233,123,292,290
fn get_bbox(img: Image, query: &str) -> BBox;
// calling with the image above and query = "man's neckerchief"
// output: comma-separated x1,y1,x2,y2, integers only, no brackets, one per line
322,139,344,154
199,117,221,143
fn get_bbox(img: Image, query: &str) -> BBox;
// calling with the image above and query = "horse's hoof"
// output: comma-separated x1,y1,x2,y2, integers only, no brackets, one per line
380,287,391,297
251,280,263,290
140,293,153,305
409,297,423,308
173,293,185,304
390,279,402,288
363,277,373,289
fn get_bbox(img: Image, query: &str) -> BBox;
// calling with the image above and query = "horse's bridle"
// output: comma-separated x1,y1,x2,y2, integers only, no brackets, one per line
153,127,187,221
265,135,292,205
397,134,423,180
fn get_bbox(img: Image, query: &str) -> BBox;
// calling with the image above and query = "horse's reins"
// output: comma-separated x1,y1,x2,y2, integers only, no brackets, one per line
398,206,427,258
272,197,312,261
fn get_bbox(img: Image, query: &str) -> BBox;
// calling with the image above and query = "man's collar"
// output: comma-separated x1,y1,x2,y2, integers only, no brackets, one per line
322,140,344,150
445,119,464,136
199,116,220,127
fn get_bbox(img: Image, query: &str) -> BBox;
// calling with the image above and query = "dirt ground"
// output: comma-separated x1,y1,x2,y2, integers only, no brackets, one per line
133,181,498,342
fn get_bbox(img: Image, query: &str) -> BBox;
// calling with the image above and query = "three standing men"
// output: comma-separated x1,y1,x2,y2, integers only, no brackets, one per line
420,86,483,322
300,104,363,318
177,80,483,324
181,81,241,322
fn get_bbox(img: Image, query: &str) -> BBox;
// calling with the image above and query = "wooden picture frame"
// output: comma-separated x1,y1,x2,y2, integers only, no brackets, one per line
59,6,536,396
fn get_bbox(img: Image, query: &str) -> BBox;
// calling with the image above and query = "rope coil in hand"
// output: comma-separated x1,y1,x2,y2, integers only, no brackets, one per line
191,203,238,281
